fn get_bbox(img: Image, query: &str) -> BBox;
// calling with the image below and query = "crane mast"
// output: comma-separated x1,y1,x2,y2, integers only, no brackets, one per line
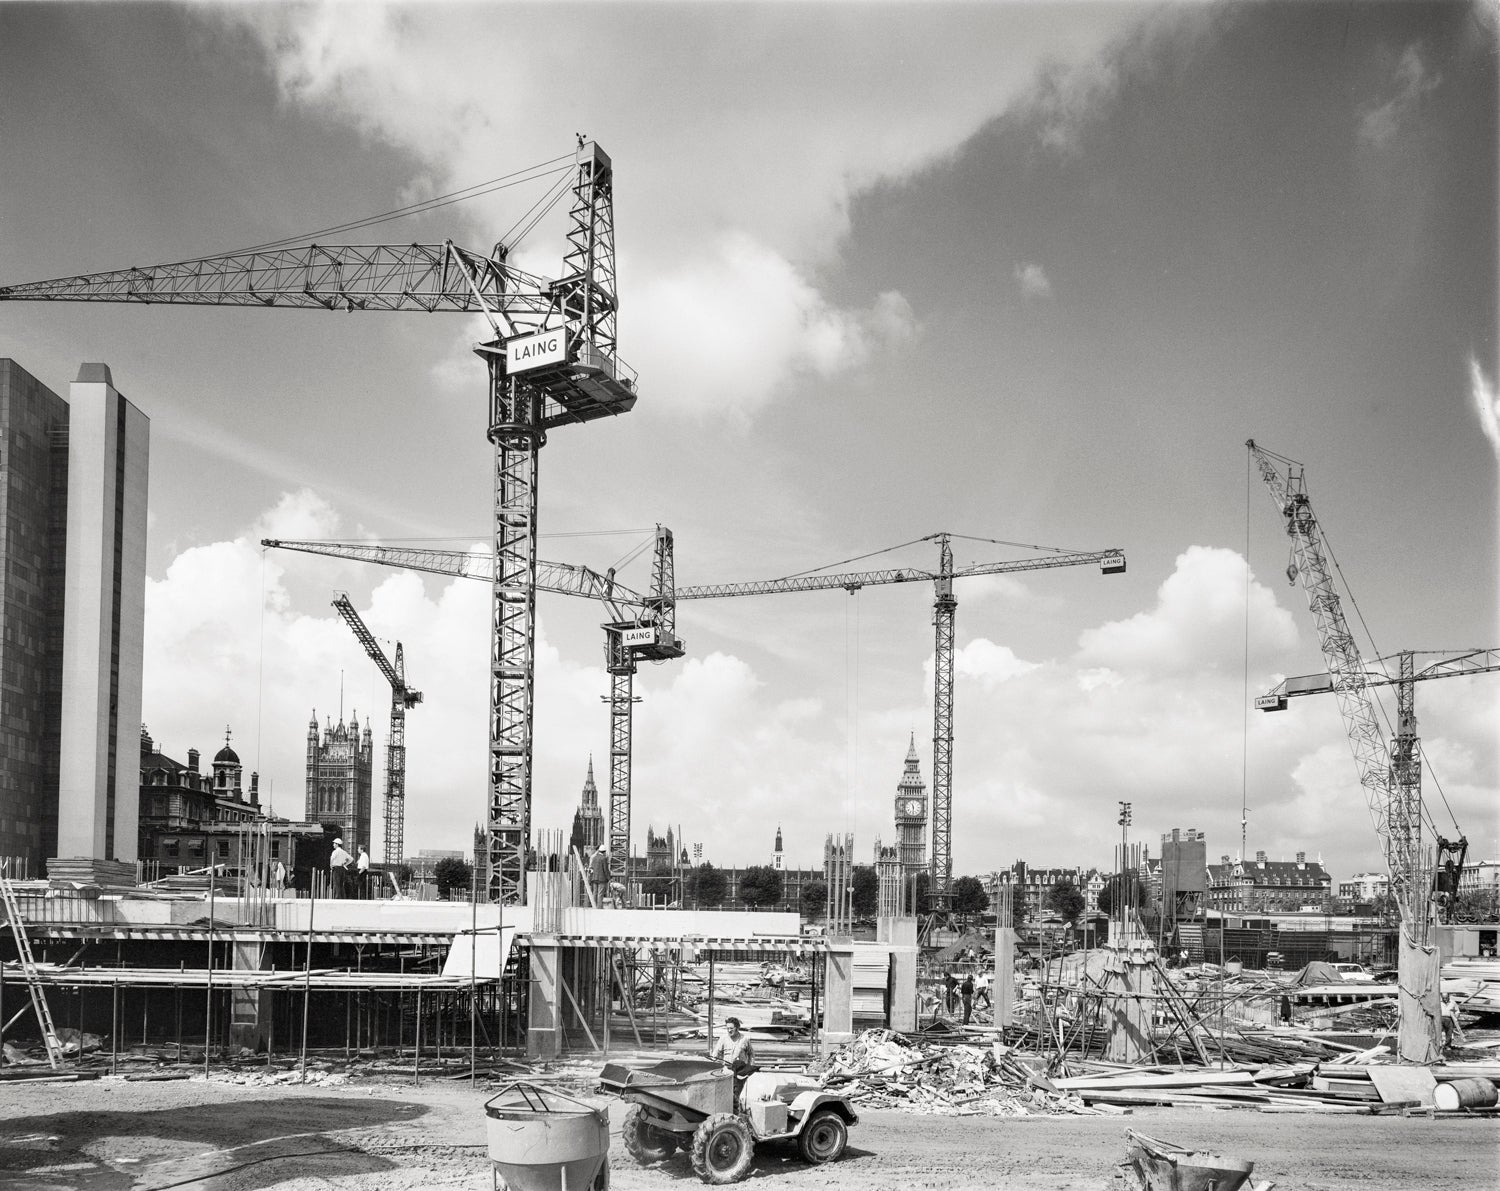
930,535,957,910
332,594,422,863
2,142,637,904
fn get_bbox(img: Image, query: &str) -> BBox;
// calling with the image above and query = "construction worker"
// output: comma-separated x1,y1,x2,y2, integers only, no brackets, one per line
975,969,992,1011
586,845,609,906
712,1016,755,1100
329,838,353,898
356,845,371,899
961,972,975,1024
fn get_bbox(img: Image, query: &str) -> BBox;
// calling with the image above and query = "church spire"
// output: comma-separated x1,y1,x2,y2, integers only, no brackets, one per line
582,755,599,809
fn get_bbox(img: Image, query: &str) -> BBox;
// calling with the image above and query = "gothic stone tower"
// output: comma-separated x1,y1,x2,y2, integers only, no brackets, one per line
305,710,374,850
569,757,605,855
894,733,928,879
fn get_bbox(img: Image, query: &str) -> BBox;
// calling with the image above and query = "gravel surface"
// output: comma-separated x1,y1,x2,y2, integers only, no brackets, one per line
1,1071,1497,1190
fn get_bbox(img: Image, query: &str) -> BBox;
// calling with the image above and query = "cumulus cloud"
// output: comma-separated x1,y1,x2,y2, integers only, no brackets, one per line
631,235,917,417
1014,262,1053,300
1078,546,1299,675
1359,44,1440,147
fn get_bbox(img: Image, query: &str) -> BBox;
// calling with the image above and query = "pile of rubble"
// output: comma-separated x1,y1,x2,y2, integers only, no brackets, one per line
816,1028,1110,1117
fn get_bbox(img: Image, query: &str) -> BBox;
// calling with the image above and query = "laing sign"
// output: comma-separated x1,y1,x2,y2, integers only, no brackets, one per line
508,327,568,373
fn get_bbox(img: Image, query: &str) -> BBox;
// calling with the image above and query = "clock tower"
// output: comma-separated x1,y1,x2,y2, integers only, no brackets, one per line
893,733,927,878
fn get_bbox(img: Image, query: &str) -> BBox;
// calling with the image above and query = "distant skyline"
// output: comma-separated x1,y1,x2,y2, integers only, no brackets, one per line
0,2,1495,881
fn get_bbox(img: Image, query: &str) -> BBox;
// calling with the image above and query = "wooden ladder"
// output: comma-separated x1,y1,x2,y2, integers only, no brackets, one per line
0,872,64,1068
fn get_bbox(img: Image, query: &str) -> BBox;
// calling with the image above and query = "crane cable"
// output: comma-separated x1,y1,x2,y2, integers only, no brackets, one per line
205,153,576,260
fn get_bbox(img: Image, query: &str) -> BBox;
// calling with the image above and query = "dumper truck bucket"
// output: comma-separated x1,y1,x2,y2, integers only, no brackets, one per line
598,1058,734,1120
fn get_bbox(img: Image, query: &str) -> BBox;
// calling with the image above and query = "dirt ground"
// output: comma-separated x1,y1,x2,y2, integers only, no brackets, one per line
1,1072,1496,1191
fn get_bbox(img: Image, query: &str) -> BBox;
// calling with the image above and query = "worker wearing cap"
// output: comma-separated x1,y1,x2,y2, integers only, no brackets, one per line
329,838,353,898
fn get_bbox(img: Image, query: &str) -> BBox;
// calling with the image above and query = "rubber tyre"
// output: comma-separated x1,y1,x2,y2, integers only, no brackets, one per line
622,1105,677,1165
796,1108,848,1165
690,1112,754,1184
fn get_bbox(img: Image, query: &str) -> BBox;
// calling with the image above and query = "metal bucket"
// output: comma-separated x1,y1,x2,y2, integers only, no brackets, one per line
485,1083,610,1191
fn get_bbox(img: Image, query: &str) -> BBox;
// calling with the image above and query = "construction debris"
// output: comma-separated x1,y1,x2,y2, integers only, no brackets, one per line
815,1028,1112,1117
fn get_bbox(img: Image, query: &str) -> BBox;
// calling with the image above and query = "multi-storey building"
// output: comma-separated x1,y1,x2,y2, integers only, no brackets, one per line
305,711,374,852
1159,827,1208,922
1206,850,1332,913
0,359,69,871
57,364,150,864
1337,871,1390,907
0,360,149,873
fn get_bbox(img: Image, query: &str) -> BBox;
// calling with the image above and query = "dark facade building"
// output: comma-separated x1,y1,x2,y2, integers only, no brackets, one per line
305,711,374,854
0,359,69,872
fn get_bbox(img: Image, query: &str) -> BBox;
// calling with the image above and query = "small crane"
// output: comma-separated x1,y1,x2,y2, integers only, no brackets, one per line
2,143,636,904
265,531,683,889
331,593,423,865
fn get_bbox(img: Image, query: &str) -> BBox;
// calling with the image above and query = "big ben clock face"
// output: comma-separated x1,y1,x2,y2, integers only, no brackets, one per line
902,799,923,817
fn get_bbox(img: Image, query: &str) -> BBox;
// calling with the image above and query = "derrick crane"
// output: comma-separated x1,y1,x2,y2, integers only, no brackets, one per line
263,528,683,887
1,143,637,903
675,533,1127,911
331,593,423,863
1258,648,1499,919
1247,439,1466,1061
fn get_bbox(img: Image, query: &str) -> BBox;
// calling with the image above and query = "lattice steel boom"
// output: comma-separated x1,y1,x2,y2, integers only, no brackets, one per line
3,142,638,904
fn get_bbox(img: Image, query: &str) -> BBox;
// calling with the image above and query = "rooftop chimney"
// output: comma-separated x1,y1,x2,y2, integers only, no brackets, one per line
188,748,200,774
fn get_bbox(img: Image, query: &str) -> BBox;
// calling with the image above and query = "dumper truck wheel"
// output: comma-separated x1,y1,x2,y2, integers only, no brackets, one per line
796,1108,848,1164
622,1105,677,1164
690,1112,754,1184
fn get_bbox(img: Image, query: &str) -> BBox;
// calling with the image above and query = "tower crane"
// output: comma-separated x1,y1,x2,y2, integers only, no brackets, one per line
263,528,684,887
1257,647,1499,919
675,533,1127,911
1,143,637,903
331,593,423,865
1246,439,1480,1061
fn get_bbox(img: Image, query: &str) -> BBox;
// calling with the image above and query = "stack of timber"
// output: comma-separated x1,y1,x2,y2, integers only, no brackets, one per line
45,858,138,890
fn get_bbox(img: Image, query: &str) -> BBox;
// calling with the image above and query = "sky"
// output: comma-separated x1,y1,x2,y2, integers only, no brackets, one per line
1,1,1496,885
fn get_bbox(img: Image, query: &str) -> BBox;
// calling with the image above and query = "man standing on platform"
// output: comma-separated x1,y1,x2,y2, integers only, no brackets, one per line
329,838,353,898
